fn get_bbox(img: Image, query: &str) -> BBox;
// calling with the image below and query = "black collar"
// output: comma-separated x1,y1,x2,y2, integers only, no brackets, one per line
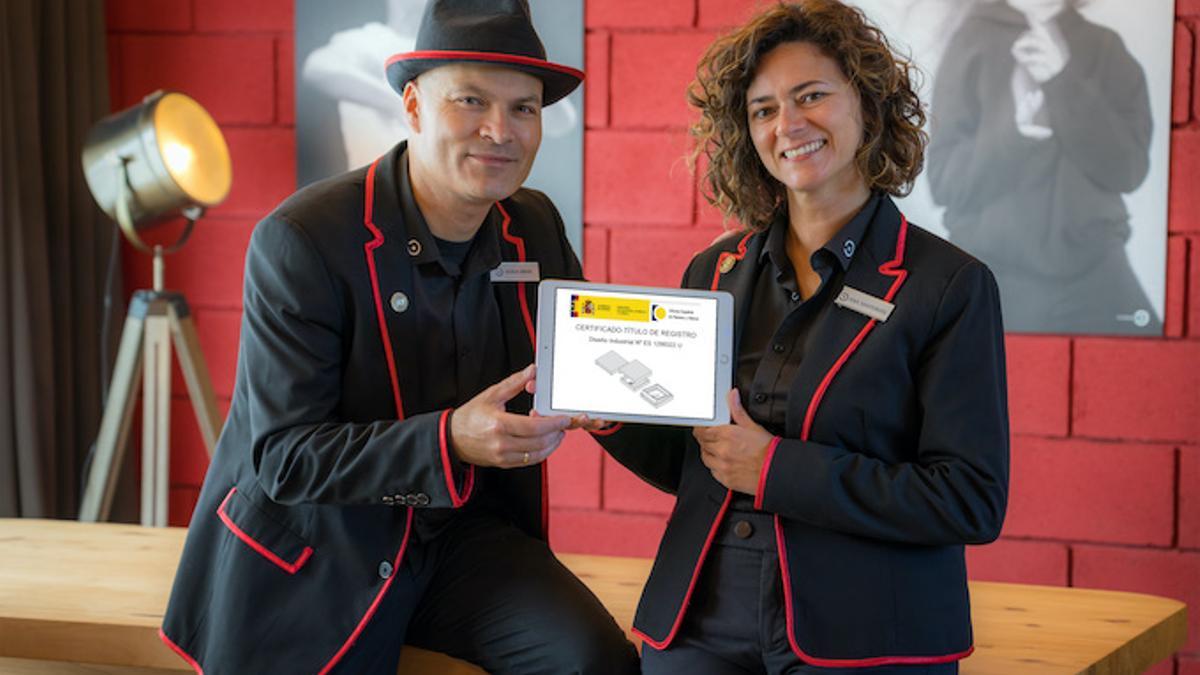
760,192,881,277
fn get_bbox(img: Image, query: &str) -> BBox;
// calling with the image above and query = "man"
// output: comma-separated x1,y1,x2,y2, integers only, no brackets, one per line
159,2,639,673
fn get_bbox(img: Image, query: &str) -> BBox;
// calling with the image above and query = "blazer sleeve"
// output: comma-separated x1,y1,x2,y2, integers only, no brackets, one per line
756,260,1010,546
241,215,473,508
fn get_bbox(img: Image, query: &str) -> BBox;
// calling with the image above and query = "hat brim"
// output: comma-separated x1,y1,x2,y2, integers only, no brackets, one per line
386,50,583,106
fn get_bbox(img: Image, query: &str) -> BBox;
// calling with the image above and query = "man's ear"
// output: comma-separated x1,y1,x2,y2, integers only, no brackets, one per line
402,80,421,134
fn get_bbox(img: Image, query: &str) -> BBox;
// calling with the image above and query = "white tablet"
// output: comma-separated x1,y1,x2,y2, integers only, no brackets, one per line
534,280,734,427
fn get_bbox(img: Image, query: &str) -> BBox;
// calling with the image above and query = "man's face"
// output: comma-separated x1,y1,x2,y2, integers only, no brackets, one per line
404,63,543,209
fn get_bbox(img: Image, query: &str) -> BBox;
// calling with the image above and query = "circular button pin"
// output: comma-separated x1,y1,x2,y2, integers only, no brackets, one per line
390,291,409,313
754,393,767,404
772,343,785,354
719,256,736,274
378,561,393,579
843,239,856,259
407,238,422,256
790,291,801,303
733,521,753,539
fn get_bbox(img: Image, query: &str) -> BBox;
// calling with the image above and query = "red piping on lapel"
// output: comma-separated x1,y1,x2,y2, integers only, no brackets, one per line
439,408,475,507
590,422,623,436
496,201,547,536
318,507,415,675
632,491,733,650
159,628,204,674
315,156,417,675
774,215,968,667
217,487,313,574
709,231,755,292
362,158,406,421
752,436,782,510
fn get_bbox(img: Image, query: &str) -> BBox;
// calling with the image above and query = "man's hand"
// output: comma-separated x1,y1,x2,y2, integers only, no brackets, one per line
451,365,573,468
693,389,775,494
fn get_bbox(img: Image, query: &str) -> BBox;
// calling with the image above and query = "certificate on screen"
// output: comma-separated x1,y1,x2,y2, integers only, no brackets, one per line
534,281,733,426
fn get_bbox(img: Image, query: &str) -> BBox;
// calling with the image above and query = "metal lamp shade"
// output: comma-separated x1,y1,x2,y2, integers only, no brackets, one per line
82,90,231,229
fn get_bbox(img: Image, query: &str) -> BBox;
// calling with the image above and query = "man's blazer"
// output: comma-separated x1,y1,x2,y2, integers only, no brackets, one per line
160,142,583,674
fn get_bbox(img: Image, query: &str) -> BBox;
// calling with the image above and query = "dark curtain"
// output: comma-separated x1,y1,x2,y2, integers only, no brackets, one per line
0,0,121,518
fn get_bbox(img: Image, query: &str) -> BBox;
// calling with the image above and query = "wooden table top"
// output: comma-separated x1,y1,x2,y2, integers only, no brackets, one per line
0,519,1186,674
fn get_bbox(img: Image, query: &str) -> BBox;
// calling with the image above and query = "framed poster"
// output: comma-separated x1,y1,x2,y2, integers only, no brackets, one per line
294,0,585,253
851,0,1173,335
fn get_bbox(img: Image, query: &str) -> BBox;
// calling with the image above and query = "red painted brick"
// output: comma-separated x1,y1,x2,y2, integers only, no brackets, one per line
170,308,241,399
1073,546,1200,651
611,33,716,128
609,226,728,288
107,0,191,32
586,0,695,29
584,226,609,282
126,217,253,310
194,0,292,32
1167,236,1190,337
1176,21,1194,126
277,37,294,126
1180,0,1200,16
1004,438,1175,545
965,538,1068,586
169,485,202,528
168,395,230,485
1190,236,1200,338
698,0,779,28
548,431,603,510
1147,657,1177,675
1073,339,1200,443
586,32,610,128
585,131,694,225
119,36,276,125
1181,655,1200,675
210,128,297,218
1170,129,1200,234
603,454,676,515
1005,336,1070,437
549,508,668,557
1182,448,1200,549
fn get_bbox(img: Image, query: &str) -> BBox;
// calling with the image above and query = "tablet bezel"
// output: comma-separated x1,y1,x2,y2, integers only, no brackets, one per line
534,280,734,427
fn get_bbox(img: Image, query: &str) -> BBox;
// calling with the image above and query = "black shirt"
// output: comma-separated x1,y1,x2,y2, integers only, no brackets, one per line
731,193,881,512
397,151,511,540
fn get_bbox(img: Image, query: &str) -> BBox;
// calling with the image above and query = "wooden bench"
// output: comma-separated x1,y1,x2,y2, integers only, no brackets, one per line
0,519,1186,674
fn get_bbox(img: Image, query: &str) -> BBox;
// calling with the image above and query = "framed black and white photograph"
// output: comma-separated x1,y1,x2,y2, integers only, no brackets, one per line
851,0,1174,335
294,0,585,251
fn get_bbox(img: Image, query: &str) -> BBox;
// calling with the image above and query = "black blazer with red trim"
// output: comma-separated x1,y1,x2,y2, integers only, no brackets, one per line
159,142,582,674
597,196,1009,667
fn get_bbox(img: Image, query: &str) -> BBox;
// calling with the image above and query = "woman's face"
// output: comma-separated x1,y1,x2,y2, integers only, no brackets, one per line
746,41,866,204
1007,0,1067,22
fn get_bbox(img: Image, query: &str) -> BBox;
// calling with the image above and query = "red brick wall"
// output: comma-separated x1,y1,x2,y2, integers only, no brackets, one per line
107,2,1199,670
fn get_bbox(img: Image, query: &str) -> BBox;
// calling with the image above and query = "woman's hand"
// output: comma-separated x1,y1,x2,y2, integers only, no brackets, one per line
693,389,775,494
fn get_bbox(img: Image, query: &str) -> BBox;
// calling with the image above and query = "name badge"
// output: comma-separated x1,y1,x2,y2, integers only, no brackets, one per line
835,286,895,322
490,261,540,283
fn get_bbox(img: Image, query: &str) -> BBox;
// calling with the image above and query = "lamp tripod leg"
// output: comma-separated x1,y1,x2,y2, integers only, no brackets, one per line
78,301,147,522
169,299,223,457
141,308,172,527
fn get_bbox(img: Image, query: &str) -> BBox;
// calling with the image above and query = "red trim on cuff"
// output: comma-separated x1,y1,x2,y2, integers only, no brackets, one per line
753,436,782,510
439,408,473,508
589,421,623,436
159,628,204,674
216,488,313,575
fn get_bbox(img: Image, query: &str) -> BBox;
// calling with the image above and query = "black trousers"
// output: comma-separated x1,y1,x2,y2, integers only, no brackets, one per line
332,509,640,675
642,511,958,675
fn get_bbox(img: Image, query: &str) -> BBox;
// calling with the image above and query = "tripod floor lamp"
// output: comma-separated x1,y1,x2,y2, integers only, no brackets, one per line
79,90,233,526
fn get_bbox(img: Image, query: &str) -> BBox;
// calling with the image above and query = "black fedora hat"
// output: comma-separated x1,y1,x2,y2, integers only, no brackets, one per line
385,0,584,105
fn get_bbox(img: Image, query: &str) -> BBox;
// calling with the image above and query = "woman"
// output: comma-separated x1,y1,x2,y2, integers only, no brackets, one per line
592,2,1010,672
927,0,1158,334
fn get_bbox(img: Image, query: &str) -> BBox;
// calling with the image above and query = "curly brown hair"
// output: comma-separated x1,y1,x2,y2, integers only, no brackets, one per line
689,0,927,231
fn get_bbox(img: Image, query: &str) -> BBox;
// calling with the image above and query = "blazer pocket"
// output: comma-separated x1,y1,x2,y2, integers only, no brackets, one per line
217,486,313,574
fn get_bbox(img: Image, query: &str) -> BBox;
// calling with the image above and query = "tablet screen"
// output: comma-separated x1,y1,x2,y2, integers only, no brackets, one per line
549,287,719,420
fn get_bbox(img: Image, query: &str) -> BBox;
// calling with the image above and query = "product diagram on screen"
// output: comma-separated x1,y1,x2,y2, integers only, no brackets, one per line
594,350,675,408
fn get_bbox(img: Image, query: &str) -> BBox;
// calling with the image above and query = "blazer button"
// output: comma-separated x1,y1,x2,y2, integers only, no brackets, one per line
378,560,393,579
390,291,409,313
733,520,754,539
407,238,422,256
381,495,394,506
415,493,430,506
754,393,767,404
405,494,419,506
